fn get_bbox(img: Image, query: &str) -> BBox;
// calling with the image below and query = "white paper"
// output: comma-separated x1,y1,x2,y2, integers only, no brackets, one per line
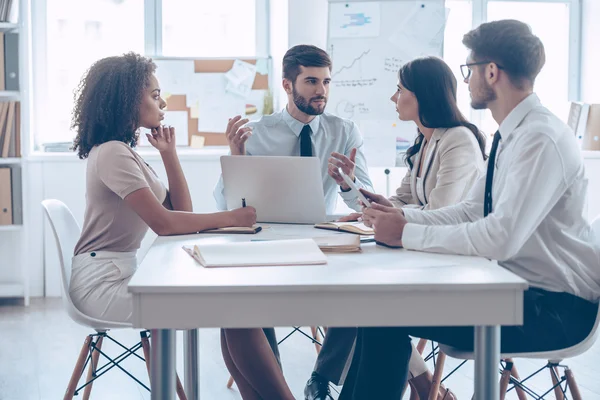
225,60,257,99
330,2,381,38
154,60,195,95
163,111,190,146
388,3,448,59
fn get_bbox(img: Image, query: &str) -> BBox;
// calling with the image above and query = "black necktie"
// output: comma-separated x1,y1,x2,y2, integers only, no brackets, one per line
484,131,502,217
300,125,313,157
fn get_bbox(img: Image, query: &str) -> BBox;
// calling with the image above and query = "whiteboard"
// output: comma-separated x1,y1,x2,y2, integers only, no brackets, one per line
327,0,447,167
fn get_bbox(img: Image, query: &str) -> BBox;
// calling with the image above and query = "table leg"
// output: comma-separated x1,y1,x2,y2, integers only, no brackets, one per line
184,329,200,400
474,326,500,400
151,329,176,400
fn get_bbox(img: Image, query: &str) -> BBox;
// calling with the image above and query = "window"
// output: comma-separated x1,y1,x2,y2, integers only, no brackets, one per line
439,0,577,139
32,0,266,151
162,0,256,57
482,1,573,134
443,1,474,121
35,0,145,149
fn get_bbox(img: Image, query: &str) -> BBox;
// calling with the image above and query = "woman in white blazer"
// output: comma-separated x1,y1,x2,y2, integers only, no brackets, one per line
307,57,487,400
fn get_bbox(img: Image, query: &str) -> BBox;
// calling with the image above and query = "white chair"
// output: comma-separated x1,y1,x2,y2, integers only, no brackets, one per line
42,199,186,400
434,215,600,400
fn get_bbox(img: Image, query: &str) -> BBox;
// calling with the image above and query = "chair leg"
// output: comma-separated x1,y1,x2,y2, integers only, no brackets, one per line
140,331,188,400
549,364,565,400
499,360,514,400
427,351,446,400
416,338,428,355
310,326,322,354
82,335,104,400
565,368,582,400
507,359,527,400
64,335,93,400
227,375,235,389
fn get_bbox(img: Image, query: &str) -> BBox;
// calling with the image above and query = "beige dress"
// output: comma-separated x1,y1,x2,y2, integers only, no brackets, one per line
70,141,166,323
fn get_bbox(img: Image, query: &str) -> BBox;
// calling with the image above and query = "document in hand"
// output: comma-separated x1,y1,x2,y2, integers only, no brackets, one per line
314,221,374,236
182,239,327,268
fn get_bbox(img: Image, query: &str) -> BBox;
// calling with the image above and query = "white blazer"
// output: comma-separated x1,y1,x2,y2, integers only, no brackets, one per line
389,126,485,211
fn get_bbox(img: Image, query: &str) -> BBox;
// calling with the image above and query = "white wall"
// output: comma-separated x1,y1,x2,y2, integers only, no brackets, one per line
287,0,328,49
582,0,600,103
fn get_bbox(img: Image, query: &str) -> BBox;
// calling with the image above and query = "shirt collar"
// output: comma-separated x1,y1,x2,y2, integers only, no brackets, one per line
498,93,540,141
283,106,321,137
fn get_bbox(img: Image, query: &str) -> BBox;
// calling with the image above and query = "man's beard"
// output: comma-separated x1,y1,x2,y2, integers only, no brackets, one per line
471,79,497,110
292,85,327,115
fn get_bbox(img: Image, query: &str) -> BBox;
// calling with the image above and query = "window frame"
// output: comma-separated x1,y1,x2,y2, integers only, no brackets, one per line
31,0,270,151
465,0,581,129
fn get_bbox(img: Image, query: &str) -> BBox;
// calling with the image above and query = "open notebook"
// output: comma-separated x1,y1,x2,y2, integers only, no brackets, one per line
182,239,327,268
314,221,374,236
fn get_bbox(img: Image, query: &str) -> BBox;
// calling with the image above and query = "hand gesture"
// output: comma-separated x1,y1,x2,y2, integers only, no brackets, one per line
147,125,176,154
226,116,252,156
328,149,357,190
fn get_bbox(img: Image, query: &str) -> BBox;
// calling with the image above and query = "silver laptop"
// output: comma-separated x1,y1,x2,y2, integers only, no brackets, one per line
221,156,328,224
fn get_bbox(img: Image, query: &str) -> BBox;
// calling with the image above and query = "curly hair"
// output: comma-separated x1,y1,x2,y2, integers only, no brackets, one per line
71,52,156,159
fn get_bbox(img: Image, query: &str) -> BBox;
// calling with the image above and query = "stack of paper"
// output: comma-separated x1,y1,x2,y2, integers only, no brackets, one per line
183,238,326,268
313,235,361,253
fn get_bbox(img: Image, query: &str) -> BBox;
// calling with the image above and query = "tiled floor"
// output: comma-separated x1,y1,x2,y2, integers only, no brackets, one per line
1,298,599,399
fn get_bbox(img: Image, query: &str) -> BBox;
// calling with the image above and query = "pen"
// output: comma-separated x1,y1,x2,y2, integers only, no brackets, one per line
242,198,246,207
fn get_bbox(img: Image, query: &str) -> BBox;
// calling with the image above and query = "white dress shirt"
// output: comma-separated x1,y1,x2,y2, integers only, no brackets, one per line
402,94,600,302
214,107,374,213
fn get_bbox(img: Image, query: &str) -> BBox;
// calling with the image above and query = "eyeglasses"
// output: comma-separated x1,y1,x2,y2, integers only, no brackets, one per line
460,61,505,80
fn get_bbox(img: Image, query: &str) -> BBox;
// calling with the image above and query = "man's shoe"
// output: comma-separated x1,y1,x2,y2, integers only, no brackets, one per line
304,372,334,400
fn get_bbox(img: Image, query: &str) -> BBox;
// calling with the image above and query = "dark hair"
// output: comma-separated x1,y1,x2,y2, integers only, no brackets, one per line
71,52,156,159
400,56,487,169
462,19,545,89
282,45,332,84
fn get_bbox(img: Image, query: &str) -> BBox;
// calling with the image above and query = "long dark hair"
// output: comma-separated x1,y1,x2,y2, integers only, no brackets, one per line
71,52,156,159
400,56,487,169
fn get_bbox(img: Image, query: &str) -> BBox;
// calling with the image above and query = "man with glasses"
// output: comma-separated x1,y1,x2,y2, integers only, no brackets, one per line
338,19,600,400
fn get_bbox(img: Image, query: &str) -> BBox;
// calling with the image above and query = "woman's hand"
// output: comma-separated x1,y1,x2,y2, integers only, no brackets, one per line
228,206,257,227
147,125,176,154
359,188,393,208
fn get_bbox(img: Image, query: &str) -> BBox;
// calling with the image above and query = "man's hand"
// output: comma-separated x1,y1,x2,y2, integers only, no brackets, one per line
328,148,357,190
226,116,252,156
363,202,407,248
337,212,362,222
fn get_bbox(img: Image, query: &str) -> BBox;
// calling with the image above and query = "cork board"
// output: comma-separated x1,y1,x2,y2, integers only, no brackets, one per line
157,58,271,147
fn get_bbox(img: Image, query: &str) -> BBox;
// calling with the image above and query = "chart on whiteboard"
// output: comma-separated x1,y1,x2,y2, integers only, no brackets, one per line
327,0,448,167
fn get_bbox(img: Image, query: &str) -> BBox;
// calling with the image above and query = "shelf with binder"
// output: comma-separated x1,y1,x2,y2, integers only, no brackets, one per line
0,90,18,97
0,164,22,226
0,23,17,32
0,157,19,164
0,224,21,231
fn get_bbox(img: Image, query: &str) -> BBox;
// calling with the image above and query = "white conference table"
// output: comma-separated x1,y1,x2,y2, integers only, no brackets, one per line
129,224,528,400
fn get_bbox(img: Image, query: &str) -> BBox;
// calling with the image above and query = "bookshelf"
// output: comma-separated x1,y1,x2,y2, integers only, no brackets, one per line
0,0,29,305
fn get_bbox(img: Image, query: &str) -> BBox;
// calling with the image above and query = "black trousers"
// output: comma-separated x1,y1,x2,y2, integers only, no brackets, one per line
314,327,357,385
339,288,598,400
